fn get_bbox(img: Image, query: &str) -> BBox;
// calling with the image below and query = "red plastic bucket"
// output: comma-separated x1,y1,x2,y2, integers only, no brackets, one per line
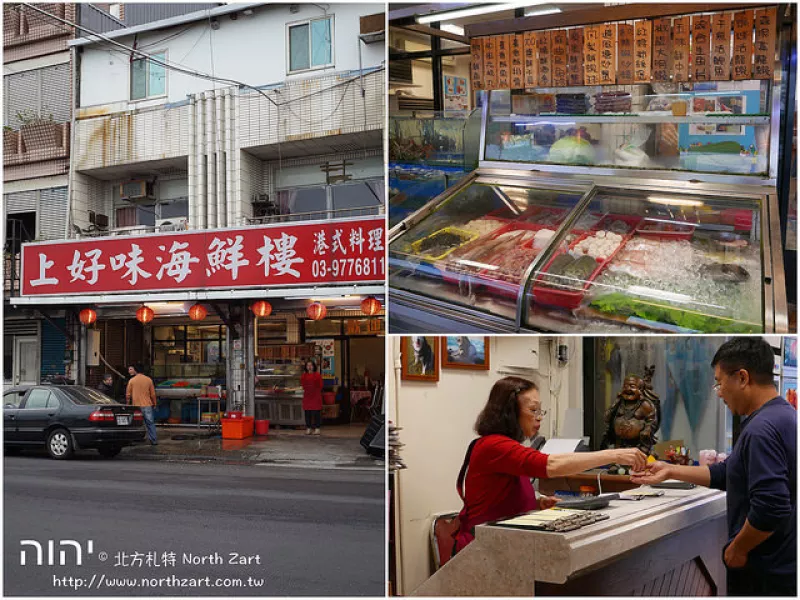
322,392,336,405
255,419,269,436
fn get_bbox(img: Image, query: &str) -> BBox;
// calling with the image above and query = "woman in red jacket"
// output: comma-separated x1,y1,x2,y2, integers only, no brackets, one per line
301,360,324,435
453,376,647,555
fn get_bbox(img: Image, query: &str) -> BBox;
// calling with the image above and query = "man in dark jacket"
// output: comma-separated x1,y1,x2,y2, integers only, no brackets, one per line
632,337,796,596
97,374,115,398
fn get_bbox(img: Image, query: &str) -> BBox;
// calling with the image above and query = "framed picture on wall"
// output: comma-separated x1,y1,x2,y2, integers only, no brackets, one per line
400,336,440,382
441,336,490,370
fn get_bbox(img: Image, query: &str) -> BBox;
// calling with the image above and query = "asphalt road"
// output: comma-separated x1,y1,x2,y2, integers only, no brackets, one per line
4,455,386,596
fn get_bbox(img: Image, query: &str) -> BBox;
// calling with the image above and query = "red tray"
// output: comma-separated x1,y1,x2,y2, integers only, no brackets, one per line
635,220,697,241
531,215,643,310
518,206,570,228
441,221,542,288
468,222,555,299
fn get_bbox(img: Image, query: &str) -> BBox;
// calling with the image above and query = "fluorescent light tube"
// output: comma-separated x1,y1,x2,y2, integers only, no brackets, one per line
440,24,465,36
647,196,704,207
524,7,562,17
417,2,546,24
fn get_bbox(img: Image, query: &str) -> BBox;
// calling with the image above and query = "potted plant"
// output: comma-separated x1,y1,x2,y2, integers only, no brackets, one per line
17,109,57,152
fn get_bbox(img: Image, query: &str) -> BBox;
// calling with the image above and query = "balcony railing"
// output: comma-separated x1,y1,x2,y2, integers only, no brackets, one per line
4,122,70,166
245,206,383,226
3,253,21,298
3,3,74,48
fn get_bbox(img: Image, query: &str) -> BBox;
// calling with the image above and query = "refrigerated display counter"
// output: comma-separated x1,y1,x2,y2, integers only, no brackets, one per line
389,86,788,333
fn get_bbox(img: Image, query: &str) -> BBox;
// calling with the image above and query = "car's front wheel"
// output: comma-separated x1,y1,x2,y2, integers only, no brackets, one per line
97,445,122,459
47,428,74,460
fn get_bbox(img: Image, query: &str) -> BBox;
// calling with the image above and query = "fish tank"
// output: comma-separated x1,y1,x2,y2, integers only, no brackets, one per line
390,110,482,170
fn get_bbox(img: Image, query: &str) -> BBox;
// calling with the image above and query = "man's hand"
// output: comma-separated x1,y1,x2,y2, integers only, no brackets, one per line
723,541,748,569
630,461,671,485
538,495,561,510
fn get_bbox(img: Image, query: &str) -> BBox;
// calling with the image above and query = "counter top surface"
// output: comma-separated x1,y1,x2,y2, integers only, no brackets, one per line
478,485,726,584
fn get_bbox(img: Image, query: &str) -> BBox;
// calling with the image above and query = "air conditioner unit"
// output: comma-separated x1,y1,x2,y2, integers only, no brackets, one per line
156,217,188,232
119,180,155,201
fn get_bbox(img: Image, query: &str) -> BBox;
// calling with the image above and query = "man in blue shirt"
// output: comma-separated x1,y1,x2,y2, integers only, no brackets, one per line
632,337,796,596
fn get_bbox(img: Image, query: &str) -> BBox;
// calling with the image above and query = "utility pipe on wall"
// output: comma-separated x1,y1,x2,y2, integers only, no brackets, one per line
195,93,207,229
215,89,226,229
224,88,235,227
205,91,217,228
188,95,197,229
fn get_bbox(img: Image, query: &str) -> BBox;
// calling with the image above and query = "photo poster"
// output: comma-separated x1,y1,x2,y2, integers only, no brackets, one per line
315,338,337,384
783,337,797,369
782,378,797,409
681,85,759,146
443,75,469,113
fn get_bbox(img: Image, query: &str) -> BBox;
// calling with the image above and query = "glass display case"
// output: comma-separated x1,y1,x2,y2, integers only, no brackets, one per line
390,167,785,333
254,343,319,425
484,82,771,177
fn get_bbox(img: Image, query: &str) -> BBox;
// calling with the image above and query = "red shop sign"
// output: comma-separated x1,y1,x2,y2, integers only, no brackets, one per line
21,217,385,296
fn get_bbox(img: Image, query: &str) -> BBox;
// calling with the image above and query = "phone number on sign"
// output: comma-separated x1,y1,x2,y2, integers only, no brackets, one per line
312,257,385,279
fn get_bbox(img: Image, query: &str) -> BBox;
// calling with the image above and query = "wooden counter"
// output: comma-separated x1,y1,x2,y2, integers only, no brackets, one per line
412,486,727,596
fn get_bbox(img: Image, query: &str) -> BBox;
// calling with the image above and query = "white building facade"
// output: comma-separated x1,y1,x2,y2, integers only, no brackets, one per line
68,2,385,237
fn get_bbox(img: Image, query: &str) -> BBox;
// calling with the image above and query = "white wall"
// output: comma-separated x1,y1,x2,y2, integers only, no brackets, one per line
390,336,582,595
79,4,384,107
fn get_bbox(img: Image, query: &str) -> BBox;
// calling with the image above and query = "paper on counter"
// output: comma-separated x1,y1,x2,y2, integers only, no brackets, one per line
540,438,584,454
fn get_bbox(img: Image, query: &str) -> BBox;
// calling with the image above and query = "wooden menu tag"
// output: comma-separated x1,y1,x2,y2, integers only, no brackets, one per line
551,29,568,87
671,16,690,82
583,26,600,86
483,36,497,89
692,14,711,81
711,13,732,81
598,23,617,85
567,28,584,86
732,10,754,81
536,30,552,87
634,20,652,83
524,31,538,89
617,24,634,85
651,18,671,82
497,34,511,89
510,34,525,89
753,7,777,79
471,38,484,90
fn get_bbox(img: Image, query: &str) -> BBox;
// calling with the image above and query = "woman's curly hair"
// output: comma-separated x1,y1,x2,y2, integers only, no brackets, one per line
474,376,538,442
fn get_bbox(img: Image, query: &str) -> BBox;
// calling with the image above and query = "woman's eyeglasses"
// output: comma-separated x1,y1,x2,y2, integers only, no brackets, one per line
532,409,547,418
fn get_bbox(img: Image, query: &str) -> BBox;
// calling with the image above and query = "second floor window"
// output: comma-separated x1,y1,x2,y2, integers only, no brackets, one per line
288,17,333,73
131,52,166,100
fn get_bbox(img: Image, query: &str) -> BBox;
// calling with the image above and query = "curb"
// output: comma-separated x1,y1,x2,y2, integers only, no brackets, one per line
120,452,385,471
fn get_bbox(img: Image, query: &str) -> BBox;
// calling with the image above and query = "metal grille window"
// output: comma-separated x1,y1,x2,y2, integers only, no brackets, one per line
131,51,166,100
3,64,71,128
288,17,333,73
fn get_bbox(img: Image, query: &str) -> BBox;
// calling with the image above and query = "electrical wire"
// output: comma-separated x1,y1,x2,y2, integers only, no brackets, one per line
18,3,384,109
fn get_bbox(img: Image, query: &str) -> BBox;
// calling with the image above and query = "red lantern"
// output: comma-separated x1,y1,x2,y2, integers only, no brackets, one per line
306,302,327,321
79,308,97,326
250,300,273,318
136,306,155,324
188,304,207,321
360,296,381,316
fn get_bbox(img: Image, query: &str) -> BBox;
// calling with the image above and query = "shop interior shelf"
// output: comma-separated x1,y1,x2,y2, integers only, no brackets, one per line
491,114,771,125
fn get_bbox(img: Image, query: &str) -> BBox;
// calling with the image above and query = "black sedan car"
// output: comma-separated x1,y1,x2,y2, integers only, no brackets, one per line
3,385,145,459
